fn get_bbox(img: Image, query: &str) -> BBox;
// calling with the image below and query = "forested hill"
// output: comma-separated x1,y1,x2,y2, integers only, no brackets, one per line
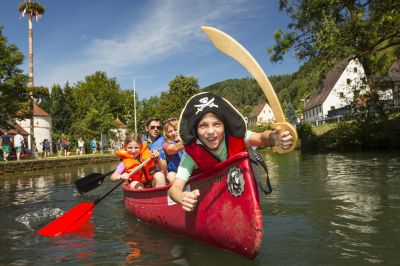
203,59,320,117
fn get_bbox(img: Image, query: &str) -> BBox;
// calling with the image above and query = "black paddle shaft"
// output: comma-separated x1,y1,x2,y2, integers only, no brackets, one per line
75,170,115,194
93,157,152,205
94,178,125,205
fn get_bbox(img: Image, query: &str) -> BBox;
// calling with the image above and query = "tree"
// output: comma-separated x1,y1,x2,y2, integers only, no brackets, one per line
140,96,162,130
268,0,400,103
0,26,29,128
18,0,45,87
62,82,74,133
18,0,45,145
33,85,50,112
161,75,200,119
145,75,201,123
286,103,297,125
50,84,66,132
71,71,125,136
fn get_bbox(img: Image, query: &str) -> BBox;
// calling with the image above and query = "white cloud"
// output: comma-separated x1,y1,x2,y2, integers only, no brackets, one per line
36,0,260,89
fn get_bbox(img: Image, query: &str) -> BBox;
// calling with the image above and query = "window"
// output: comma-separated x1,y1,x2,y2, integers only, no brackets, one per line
347,79,351,84
354,67,357,73
331,106,335,110
340,92,344,98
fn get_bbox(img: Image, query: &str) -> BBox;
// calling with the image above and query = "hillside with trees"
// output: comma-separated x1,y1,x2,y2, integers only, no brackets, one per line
204,58,321,117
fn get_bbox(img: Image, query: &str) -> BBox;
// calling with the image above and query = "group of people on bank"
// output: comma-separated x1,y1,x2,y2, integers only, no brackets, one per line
111,92,294,212
0,133,103,161
55,138,95,157
0,131,26,161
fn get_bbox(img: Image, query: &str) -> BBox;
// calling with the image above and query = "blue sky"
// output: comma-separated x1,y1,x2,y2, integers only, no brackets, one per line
1,0,300,99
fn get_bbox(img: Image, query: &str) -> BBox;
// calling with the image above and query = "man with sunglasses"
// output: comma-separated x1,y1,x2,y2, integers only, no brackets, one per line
141,118,168,176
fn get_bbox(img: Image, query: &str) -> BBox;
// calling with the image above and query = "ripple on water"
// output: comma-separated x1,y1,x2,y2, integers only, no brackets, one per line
15,207,64,231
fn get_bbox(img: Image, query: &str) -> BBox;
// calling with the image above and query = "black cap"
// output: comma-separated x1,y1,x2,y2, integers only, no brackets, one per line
178,92,246,144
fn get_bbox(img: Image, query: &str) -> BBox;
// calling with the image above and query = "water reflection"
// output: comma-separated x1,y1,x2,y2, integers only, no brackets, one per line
49,222,97,263
262,151,400,265
1,154,399,265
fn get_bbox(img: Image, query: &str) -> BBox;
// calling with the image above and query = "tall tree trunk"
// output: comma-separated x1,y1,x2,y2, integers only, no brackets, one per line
28,15,34,149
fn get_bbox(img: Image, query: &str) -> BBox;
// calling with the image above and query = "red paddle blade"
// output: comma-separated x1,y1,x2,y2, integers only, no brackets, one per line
37,202,95,237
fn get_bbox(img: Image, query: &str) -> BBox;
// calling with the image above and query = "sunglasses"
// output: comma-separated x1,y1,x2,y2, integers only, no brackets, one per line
150,126,161,130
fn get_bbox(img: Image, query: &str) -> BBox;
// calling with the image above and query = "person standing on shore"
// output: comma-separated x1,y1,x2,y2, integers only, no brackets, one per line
63,138,71,156
90,138,97,154
77,138,84,155
13,132,24,161
56,139,62,157
43,139,51,159
1,131,13,161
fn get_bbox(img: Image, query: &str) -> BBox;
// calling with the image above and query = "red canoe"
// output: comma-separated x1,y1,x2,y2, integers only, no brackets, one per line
123,151,263,259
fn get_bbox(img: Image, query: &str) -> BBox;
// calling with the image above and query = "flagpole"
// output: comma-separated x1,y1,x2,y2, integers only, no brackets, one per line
133,78,137,133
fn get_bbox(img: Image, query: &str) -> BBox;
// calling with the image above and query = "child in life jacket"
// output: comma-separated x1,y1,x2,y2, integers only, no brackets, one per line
162,118,184,184
168,92,295,211
115,133,165,190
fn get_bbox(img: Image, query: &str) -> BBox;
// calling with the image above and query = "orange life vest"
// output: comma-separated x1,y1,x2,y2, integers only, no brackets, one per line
114,142,156,187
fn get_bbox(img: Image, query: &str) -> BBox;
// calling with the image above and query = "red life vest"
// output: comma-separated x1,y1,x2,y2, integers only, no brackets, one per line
184,135,246,175
114,142,156,187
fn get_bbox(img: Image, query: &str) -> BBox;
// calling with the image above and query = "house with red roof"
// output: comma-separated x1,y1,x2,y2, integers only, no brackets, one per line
303,57,368,125
16,102,52,151
247,102,275,127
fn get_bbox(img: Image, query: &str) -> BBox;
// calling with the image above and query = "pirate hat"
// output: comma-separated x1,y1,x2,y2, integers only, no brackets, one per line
178,92,246,144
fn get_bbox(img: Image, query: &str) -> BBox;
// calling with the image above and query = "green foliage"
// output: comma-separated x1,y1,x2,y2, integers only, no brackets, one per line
160,75,200,120
18,2,45,15
249,123,271,133
299,116,400,152
286,103,297,125
205,78,264,109
71,71,124,136
62,82,74,133
0,26,29,127
50,84,66,132
269,0,400,97
118,89,136,130
32,86,50,112
139,96,162,131
297,122,318,152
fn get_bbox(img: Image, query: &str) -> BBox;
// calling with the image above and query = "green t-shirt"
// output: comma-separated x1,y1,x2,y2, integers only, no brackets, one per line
176,131,253,182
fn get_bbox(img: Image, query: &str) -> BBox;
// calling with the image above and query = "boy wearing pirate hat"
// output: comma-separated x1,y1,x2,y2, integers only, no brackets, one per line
168,92,294,212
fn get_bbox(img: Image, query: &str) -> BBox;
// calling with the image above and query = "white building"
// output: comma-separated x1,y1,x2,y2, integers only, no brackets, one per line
16,103,52,151
304,57,368,125
247,102,275,127
109,116,127,149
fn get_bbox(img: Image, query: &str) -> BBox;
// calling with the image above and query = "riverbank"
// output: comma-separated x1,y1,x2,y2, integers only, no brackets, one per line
298,114,400,152
0,154,119,175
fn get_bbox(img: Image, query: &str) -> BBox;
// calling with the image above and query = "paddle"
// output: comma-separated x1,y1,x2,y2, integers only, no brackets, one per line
75,169,115,194
37,157,152,237
75,148,163,194
201,26,298,153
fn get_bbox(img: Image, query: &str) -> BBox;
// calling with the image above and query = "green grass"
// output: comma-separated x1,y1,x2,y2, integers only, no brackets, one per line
312,123,337,136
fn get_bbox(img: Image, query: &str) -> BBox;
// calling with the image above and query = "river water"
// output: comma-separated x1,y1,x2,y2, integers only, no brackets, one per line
0,151,399,265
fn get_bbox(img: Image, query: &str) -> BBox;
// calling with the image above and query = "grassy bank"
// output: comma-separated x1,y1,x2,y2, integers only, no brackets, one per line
298,114,400,152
